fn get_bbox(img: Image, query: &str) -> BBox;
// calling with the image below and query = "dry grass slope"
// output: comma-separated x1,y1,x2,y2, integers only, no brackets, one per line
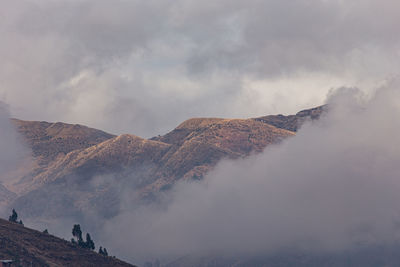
4,107,320,221
0,218,135,267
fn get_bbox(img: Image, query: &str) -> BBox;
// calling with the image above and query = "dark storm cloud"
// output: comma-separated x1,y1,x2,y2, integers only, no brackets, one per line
0,0,399,136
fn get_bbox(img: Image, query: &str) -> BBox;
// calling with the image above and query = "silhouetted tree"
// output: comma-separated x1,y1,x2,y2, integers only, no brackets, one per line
85,233,95,250
99,246,109,256
8,209,18,223
18,219,23,226
71,224,97,250
43,229,49,234
72,224,83,245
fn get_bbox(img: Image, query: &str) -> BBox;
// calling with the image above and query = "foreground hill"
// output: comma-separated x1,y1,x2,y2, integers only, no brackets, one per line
2,107,322,222
0,218,134,267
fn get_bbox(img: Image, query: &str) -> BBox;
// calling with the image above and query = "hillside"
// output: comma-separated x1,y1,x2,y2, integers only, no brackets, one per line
5,120,116,196
0,218,134,267
11,119,115,166
146,117,294,194
2,107,321,221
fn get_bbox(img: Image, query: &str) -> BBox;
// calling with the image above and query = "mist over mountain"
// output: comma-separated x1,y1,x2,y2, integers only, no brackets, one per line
0,104,29,211
1,83,400,266
2,106,302,223
1,0,400,266
93,83,400,265
0,96,324,265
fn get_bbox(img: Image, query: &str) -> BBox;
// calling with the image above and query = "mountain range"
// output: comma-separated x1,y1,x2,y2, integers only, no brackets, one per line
1,106,323,222
0,106,324,266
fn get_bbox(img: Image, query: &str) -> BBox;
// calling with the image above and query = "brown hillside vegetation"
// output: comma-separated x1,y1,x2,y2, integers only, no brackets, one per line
11,119,115,166
3,107,322,221
0,218,134,267
0,107,323,266
146,117,294,193
17,134,171,194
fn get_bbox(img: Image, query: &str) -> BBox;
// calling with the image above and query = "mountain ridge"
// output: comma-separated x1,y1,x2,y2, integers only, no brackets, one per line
0,106,324,266
2,106,324,222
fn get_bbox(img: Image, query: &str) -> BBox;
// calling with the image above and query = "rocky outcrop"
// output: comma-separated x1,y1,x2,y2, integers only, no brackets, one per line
254,105,325,132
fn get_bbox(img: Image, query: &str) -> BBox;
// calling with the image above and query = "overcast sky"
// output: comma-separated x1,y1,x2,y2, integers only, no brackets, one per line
1,0,400,137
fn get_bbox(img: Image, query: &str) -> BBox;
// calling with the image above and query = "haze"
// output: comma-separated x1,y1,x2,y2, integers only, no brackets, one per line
100,84,400,262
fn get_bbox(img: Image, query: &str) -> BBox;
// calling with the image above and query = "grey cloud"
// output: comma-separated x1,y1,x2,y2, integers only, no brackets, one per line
0,103,29,215
174,0,400,76
100,83,400,263
0,103,28,176
1,0,400,137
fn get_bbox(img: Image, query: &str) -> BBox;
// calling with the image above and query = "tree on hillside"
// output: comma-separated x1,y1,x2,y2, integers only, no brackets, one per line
8,209,18,222
8,209,24,226
99,246,109,256
72,224,82,240
85,233,95,250
71,224,95,250
72,224,84,246
9,208,23,224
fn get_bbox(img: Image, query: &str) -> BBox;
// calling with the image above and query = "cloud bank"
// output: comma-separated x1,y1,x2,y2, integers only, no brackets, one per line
1,0,400,136
0,103,29,215
100,83,400,263
0,103,27,177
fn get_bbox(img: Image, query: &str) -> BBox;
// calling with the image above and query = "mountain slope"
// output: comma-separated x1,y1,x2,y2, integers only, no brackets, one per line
146,118,294,193
10,119,115,166
4,107,321,221
0,218,134,266
17,134,171,193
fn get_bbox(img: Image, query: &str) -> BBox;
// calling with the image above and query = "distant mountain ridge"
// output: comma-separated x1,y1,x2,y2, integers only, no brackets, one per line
1,106,324,222
11,119,115,166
